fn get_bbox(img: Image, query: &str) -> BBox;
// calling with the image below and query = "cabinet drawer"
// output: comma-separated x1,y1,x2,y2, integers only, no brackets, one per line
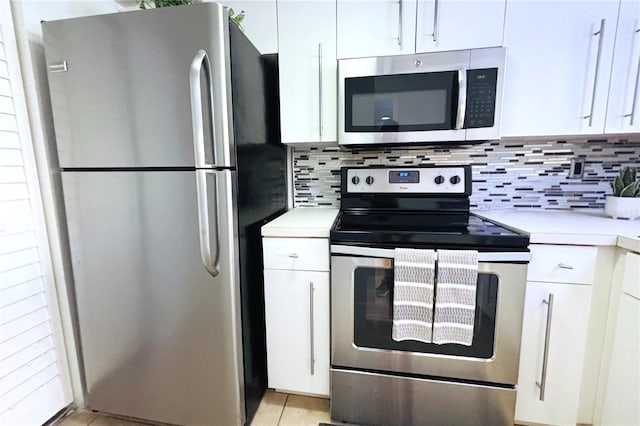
527,245,597,285
263,237,329,271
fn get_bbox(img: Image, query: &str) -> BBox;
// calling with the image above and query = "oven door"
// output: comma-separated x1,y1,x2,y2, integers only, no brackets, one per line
331,248,528,386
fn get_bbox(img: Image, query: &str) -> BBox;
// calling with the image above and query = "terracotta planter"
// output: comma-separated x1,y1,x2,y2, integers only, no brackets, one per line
604,196,640,220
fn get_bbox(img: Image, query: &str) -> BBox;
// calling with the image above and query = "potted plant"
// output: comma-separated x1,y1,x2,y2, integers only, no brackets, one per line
605,167,640,219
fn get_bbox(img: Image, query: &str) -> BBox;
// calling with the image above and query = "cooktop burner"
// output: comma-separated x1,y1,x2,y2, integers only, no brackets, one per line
332,165,530,251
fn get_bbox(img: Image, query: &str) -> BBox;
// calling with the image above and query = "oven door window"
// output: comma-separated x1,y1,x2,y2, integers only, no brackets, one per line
353,266,497,358
344,71,458,132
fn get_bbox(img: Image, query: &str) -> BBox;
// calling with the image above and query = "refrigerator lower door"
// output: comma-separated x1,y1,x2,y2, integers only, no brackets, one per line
61,169,243,426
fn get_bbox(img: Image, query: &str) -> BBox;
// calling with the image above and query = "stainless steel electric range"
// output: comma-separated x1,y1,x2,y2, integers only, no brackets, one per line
329,165,531,426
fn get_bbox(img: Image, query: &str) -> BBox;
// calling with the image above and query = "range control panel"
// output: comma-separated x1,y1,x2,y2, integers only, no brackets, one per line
346,166,469,194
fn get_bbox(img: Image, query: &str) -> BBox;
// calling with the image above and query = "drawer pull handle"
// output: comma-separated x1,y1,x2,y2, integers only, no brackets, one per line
288,253,299,258
558,263,574,270
536,293,554,401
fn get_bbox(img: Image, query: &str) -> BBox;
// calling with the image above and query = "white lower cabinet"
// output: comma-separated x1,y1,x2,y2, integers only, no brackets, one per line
597,250,640,426
515,281,592,426
264,269,330,396
599,293,640,426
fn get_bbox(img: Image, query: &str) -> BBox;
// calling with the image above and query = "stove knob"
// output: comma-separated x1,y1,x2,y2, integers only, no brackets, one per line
351,176,360,185
366,176,375,185
434,175,445,184
450,175,461,185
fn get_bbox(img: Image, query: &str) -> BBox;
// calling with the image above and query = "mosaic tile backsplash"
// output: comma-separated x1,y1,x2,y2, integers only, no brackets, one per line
292,138,640,210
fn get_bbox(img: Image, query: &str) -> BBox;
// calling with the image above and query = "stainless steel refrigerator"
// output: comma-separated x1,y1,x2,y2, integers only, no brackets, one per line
42,4,286,425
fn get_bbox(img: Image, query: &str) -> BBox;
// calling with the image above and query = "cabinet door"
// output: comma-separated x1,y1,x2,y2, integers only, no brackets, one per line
278,0,336,143
264,269,330,396
605,0,640,134
415,0,505,53
600,293,640,426
217,0,278,53
515,281,592,426
502,1,619,137
621,251,640,299
337,0,417,59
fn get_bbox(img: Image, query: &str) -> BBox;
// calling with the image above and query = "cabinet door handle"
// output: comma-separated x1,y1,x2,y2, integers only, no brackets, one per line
584,19,605,127
288,253,299,258
397,0,403,47
558,263,574,270
623,28,640,126
309,281,315,375
318,43,323,137
432,0,439,42
536,293,554,401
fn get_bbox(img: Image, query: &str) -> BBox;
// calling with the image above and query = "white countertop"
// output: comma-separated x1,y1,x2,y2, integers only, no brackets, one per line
475,209,640,251
261,207,339,238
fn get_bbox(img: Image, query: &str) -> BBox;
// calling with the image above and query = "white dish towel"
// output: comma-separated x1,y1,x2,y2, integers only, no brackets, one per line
433,249,478,346
392,248,436,343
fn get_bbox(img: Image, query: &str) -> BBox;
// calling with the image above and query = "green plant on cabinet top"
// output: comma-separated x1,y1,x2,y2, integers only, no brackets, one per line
137,0,245,29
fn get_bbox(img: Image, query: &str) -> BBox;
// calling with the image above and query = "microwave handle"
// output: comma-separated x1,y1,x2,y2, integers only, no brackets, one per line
455,68,467,130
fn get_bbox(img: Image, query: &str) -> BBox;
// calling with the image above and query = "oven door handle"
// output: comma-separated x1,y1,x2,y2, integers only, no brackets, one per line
330,244,531,262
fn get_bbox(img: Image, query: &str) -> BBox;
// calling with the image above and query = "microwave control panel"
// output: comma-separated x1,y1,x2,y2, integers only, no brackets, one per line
464,68,498,129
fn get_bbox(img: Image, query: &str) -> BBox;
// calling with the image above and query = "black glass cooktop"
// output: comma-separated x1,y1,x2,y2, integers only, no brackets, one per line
330,211,529,251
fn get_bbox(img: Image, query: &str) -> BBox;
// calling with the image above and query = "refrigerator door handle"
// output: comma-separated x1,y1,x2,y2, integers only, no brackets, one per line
196,170,220,277
190,49,216,168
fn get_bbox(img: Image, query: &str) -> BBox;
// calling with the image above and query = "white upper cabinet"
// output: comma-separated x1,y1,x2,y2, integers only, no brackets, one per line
501,0,620,138
415,0,506,53
278,0,337,143
337,0,418,59
217,0,278,53
605,0,640,134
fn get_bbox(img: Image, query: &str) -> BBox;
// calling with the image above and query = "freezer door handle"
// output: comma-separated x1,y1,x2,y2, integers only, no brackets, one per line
196,170,219,277
190,49,215,168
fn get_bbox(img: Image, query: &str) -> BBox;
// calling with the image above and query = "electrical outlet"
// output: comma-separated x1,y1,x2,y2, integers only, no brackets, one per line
569,158,585,179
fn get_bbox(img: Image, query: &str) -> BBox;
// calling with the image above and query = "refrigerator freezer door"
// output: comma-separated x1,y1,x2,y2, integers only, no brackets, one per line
43,4,235,168
61,170,243,425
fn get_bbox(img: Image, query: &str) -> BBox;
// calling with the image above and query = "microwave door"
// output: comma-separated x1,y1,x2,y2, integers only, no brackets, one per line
344,71,461,135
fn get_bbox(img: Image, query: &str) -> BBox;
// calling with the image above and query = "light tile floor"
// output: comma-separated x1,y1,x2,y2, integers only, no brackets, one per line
251,390,330,426
55,390,330,426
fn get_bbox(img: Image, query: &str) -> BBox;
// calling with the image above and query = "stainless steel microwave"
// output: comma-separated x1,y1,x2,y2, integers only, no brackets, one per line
338,47,506,146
